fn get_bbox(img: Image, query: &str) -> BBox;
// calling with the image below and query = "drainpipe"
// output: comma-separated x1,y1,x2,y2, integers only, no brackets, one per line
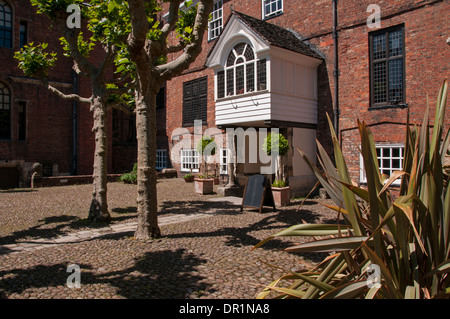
332,0,340,140
71,71,78,175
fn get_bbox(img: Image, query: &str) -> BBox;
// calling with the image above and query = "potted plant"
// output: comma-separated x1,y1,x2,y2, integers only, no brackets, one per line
194,136,217,194
194,174,215,194
271,180,290,207
183,173,194,183
263,132,290,206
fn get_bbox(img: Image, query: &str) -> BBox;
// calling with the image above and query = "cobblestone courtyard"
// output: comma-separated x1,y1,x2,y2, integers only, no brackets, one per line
0,179,335,299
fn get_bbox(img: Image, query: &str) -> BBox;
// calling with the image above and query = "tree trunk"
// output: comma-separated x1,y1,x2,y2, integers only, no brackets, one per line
88,98,111,223
134,77,161,240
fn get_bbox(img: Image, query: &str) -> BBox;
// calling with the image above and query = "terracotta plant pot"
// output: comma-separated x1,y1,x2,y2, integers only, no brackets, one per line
272,187,290,207
184,176,194,183
194,178,214,194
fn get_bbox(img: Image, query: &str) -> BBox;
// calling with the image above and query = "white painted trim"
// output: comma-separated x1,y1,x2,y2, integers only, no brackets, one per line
360,143,404,185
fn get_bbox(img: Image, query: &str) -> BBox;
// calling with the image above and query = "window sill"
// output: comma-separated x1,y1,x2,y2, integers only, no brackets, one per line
360,181,402,187
369,103,408,110
182,121,207,127
263,11,283,21
181,169,199,173
216,89,269,103
207,37,219,44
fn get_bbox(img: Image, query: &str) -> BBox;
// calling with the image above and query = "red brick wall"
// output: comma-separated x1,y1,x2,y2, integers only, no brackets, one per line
0,0,119,179
162,0,449,181
4,0,447,183
0,0,75,177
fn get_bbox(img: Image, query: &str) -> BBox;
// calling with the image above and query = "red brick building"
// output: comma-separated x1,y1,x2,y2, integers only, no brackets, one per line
1,0,449,194
0,0,76,188
161,0,449,196
0,0,139,188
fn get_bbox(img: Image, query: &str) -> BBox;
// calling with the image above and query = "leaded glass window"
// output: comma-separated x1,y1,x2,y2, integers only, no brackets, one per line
216,43,267,99
370,25,405,107
0,0,13,48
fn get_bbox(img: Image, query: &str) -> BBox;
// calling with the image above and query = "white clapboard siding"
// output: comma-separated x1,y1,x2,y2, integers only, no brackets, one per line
270,92,317,124
216,92,271,125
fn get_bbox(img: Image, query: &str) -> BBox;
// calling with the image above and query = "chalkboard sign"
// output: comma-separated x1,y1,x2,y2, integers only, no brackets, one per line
240,174,276,213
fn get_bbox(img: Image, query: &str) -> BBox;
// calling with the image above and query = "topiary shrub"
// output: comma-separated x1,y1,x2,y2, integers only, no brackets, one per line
263,133,289,182
197,136,217,178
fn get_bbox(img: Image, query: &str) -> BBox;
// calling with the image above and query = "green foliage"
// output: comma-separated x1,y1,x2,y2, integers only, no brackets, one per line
59,33,96,58
176,1,198,44
118,163,137,184
14,43,57,77
255,79,450,299
30,0,84,18
197,136,216,157
263,133,289,156
183,173,194,179
272,180,287,188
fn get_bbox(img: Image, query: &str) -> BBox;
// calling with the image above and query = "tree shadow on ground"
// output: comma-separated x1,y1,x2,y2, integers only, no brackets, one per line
0,248,212,299
164,203,319,248
0,263,93,298
0,213,137,247
158,198,241,217
158,199,335,264
112,206,137,214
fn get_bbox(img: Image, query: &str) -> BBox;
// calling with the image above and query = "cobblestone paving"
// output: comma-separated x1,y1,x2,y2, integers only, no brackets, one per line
0,189,336,299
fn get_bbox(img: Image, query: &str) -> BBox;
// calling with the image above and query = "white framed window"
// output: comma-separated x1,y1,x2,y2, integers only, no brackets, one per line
156,149,168,171
216,42,267,99
219,148,229,175
208,0,223,41
262,0,283,20
360,144,404,185
181,149,200,172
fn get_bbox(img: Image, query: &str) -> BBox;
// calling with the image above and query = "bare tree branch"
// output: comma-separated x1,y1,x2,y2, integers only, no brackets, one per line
107,102,135,115
109,73,133,85
56,22,95,77
156,0,213,81
98,43,117,76
166,39,187,54
43,80,92,104
159,0,182,44
127,0,150,54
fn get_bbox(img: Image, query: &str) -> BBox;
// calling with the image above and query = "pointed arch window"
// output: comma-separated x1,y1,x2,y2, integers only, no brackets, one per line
216,43,266,99
0,0,13,48
0,82,11,140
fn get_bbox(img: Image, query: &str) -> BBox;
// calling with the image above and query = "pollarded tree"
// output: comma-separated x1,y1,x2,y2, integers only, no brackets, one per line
125,0,213,239
15,0,133,222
